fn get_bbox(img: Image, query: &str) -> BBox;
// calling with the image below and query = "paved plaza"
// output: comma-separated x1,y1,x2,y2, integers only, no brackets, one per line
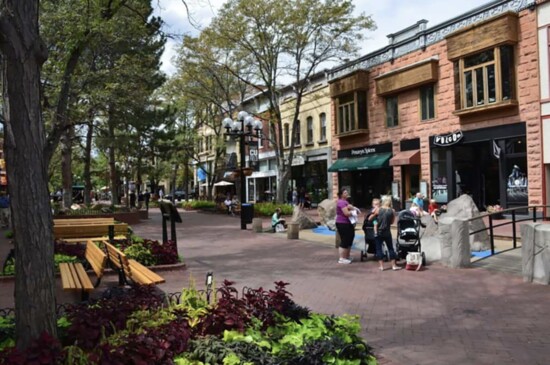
1,209,550,364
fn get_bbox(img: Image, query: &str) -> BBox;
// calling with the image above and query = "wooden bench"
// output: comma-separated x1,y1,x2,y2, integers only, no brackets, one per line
59,240,107,301
53,222,129,242
103,241,165,286
54,218,116,226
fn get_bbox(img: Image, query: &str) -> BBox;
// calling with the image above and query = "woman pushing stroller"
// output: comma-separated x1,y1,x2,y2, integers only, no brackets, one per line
367,196,401,271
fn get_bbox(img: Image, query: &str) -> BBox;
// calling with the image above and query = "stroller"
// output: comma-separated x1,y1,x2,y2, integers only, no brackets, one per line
396,210,425,265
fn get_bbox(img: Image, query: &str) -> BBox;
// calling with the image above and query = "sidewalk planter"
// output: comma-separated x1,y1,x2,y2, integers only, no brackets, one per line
287,222,300,239
521,223,550,284
252,218,263,232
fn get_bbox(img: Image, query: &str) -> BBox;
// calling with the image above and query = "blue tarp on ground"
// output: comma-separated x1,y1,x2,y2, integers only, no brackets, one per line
471,250,497,258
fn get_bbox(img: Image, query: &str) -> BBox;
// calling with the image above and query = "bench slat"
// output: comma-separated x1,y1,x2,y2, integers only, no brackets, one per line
128,259,165,284
74,263,94,291
59,263,76,289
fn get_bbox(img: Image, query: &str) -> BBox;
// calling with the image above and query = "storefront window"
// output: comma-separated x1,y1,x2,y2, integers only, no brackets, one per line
431,148,447,203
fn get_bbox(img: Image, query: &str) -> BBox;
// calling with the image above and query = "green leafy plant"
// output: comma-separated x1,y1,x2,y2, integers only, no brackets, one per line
131,234,145,244
0,316,15,351
123,243,156,266
54,254,79,270
3,231,13,239
2,258,14,276
254,202,293,217
181,201,216,210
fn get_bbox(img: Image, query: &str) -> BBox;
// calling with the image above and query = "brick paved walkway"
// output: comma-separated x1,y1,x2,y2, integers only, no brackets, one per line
1,209,550,364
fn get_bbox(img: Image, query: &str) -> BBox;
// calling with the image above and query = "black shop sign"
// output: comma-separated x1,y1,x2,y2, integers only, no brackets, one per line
338,142,392,158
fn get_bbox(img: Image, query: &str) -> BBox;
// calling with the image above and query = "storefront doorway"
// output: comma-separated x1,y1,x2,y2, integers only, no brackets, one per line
430,124,527,210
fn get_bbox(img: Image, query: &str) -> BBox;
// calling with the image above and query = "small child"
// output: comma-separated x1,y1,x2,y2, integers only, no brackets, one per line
428,199,440,223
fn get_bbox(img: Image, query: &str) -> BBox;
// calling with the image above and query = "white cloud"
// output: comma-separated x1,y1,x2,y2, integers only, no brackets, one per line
156,0,494,76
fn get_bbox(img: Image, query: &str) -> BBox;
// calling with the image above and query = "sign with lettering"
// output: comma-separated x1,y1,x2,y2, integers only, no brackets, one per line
338,142,392,158
433,131,463,147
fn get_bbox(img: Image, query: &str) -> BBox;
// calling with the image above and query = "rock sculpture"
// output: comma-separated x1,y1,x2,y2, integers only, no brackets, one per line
291,206,318,230
317,199,336,226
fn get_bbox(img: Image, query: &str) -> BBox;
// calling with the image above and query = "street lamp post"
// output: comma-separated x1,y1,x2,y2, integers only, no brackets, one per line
223,111,263,230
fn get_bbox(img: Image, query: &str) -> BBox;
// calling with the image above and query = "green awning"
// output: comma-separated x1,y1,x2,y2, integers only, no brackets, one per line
328,153,392,172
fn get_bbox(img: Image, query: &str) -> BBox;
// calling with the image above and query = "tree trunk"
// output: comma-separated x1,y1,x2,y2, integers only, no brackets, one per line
60,127,73,208
83,119,94,205
0,0,58,349
107,113,118,205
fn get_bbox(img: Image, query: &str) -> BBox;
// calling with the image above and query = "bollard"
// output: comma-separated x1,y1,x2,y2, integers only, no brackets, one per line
252,218,264,233
287,222,300,239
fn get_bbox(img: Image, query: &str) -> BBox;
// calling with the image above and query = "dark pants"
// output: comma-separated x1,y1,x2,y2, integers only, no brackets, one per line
336,223,355,249
375,230,397,260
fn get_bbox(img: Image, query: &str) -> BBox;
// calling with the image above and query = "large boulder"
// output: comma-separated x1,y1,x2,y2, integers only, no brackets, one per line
439,194,490,251
291,206,318,230
317,199,336,226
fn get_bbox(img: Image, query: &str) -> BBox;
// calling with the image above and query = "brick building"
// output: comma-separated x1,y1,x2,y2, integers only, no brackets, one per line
327,0,541,211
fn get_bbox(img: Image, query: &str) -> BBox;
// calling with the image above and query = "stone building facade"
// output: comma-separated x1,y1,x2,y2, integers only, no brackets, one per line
327,0,541,211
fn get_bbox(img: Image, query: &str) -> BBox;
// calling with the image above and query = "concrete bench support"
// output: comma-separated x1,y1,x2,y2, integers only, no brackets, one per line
521,223,550,285
287,223,300,240
252,218,264,233
439,217,470,268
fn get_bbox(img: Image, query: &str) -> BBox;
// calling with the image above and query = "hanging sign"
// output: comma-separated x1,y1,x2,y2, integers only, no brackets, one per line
433,130,463,147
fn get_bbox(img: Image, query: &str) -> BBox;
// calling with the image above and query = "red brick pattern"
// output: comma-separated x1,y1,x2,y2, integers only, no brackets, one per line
332,9,542,205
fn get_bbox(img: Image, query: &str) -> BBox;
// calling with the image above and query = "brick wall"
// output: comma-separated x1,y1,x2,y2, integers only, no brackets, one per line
331,8,542,205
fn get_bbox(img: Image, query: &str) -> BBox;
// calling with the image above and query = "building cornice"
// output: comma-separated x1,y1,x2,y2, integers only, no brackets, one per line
328,0,536,81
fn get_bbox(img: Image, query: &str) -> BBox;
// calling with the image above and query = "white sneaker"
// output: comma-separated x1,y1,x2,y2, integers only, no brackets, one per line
338,258,352,264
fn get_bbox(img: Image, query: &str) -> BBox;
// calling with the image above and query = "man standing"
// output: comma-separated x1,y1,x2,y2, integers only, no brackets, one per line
144,190,151,211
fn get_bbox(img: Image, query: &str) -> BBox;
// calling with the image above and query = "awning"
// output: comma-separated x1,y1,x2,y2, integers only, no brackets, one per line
328,152,392,172
389,149,420,166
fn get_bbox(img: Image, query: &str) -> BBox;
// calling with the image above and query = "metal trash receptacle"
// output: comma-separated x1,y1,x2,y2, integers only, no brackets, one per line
241,203,254,224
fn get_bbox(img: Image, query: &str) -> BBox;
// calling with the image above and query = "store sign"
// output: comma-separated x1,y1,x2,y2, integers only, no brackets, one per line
350,147,376,156
338,143,392,158
433,131,463,147
291,155,305,166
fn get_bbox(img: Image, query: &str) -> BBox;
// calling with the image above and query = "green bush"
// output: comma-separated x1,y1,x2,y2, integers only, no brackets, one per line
181,201,216,210
254,202,293,217
124,243,156,266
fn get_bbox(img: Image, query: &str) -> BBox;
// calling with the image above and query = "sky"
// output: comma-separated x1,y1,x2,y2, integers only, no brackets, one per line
153,0,492,76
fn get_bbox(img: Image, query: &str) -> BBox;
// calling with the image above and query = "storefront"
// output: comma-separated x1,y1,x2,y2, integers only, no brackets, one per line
290,147,331,204
329,142,393,207
429,123,527,210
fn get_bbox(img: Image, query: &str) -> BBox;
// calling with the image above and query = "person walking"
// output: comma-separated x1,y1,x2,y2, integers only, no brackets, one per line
335,189,358,264
0,193,10,229
144,190,151,211
370,196,401,271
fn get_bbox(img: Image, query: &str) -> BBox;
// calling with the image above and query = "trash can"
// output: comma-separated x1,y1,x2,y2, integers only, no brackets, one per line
241,203,254,224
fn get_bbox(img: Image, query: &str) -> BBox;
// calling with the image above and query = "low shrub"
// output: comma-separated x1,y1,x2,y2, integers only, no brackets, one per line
123,243,156,267
254,202,293,217
181,201,216,211
144,239,179,265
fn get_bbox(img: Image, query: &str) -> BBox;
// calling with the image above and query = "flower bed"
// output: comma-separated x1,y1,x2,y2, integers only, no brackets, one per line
0,281,377,364
1,238,180,277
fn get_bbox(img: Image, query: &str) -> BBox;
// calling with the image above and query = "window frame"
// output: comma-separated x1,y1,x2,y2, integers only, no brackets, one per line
319,113,327,141
385,95,399,127
420,84,436,121
306,116,313,144
335,91,367,135
456,45,515,111
294,120,301,147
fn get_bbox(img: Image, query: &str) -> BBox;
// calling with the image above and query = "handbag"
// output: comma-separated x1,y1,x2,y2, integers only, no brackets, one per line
405,252,423,271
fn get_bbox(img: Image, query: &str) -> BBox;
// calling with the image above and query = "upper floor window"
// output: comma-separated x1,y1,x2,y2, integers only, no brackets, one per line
456,45,515,110
386,96,399,127
319,113,326,141
294,120,301,146
284,123,290,147
420,84,435,121
336,92,367,135
306,117,313,144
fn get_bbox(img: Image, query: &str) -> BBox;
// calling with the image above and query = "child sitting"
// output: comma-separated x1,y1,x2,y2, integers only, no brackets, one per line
428,199,440,223
272,208,287,232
